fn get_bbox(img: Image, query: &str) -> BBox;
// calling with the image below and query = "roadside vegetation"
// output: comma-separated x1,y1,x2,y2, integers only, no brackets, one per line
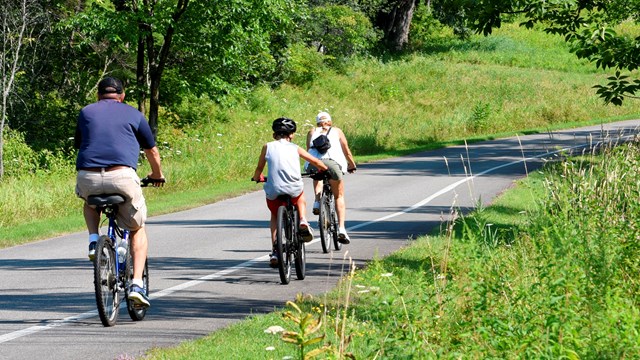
144,138,640,359
2,22,640,246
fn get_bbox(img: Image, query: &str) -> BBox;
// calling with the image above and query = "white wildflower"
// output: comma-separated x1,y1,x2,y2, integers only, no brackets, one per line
264,325,285,334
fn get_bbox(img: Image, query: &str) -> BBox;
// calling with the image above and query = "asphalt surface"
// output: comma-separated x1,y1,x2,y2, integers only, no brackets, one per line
1,120,639,359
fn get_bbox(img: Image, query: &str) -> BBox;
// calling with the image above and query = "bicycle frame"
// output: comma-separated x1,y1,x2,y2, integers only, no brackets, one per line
101,204,130,278
316,174,341,252
252,175,307,284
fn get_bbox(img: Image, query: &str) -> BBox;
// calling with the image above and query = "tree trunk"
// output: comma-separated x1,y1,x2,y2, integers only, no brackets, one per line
142,0,188,139
0,0,30,179
385,0,416,51
133,0,147,115
136,31,147,114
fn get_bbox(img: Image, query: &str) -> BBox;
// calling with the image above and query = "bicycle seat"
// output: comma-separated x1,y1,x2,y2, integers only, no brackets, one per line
276,194,295,204
87,194,126,207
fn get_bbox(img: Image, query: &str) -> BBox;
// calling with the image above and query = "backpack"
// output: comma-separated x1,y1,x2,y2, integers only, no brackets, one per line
312,128,332,154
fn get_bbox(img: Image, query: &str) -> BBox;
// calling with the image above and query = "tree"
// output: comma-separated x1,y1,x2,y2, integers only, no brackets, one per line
133,0,189,136
445,0,640,105
0,0,42,179
69,0,301,133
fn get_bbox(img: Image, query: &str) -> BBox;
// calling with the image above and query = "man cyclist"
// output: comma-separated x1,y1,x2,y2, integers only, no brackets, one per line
305,111,356,243
252,117,328,267
74,76,165,307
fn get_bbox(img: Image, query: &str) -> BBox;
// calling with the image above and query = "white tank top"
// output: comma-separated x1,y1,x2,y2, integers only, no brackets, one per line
307,127,348,173
264,139,303,200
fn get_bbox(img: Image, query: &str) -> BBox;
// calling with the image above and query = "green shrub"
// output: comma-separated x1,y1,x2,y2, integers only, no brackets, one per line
305,5,380,66
2,128,41,177
408,4,446,49
282,43,328,86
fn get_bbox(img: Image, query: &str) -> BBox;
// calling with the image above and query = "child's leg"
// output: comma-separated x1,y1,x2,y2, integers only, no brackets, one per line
296,193,308,224
270,211,278,247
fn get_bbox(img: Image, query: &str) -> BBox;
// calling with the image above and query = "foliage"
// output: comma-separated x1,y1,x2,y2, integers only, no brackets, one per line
439,0,640,105
407,4,447,49
304,5,380,67
160,0,303,103
280,42,328,86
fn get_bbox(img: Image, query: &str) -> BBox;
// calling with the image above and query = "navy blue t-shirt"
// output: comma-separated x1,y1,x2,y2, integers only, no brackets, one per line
75,99,156,170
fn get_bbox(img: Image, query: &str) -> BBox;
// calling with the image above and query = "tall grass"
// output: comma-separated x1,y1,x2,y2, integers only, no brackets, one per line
2,22,640,245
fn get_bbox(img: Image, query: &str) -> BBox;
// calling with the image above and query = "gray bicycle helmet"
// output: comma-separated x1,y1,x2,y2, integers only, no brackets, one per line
272,117,297,134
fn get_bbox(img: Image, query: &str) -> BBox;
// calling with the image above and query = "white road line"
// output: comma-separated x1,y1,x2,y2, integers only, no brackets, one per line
0,135,623,344
349,142,590,231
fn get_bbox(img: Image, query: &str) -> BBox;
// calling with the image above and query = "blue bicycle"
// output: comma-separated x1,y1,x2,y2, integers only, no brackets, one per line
90,177,161,327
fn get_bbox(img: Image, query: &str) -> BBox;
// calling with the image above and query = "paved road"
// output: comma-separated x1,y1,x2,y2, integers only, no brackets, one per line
1,120,639,359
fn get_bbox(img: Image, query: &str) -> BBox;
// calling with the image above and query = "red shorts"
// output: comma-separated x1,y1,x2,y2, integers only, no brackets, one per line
266,193,303,214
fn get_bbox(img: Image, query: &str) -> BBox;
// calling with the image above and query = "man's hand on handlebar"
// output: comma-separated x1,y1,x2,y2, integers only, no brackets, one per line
141,176,166,187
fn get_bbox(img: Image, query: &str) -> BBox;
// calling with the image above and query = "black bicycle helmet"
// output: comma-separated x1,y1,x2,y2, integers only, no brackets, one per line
272,117,297,134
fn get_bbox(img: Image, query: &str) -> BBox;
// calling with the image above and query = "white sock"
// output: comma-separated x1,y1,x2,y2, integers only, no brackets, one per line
89,233,100,243
132,279,144,288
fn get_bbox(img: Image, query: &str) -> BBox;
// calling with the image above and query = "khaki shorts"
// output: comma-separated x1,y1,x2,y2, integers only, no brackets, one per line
75,168,147,231
307,159,343,181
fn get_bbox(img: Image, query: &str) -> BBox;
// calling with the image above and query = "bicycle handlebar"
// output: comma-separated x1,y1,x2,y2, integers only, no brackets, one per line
141,176,166,187
251,171,325,184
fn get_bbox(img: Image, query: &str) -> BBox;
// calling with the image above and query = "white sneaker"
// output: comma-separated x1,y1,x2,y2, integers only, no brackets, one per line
299,222,314,242
338,227,350,244
88,241,97,261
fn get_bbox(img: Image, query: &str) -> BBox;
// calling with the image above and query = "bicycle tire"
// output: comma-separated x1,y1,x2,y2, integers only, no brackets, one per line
276,206,292,284
93,235,119,327
318,192,331,254
330,200,342,251
126,252,149,321
294,238,306,280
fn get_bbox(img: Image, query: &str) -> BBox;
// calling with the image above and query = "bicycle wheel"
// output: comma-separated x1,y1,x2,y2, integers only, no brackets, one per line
93,235,119,327
276,206,292,284
318,192,331,254
330,200,342,251
126,251,149,321
294,237,306,280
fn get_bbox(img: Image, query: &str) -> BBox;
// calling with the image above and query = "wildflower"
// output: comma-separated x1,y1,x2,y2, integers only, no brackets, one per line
265,346,275,351
217,133,223,136
264,325,285,334
381,273,393,277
